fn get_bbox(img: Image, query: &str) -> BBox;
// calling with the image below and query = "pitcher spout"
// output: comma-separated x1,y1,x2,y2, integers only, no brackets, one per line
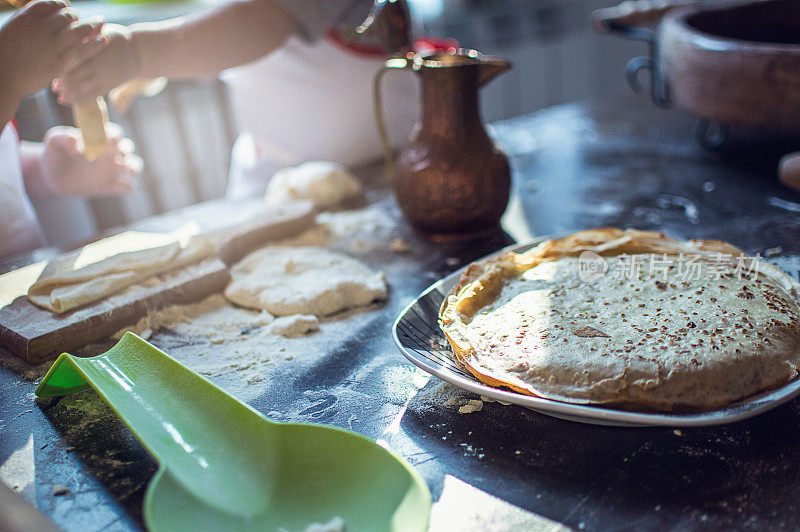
478,57,512,86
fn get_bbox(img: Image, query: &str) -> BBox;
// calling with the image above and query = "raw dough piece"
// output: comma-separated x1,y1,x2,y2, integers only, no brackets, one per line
264,161,363,210
265,314,319,338
113,294,275,342
28,234,213,314
225,246,387,316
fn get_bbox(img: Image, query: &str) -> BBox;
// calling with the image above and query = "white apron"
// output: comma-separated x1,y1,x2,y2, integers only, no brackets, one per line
222,34,419,199
0,123,45,258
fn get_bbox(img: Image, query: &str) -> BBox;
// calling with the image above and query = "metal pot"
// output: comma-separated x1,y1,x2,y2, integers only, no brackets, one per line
593,0,800,148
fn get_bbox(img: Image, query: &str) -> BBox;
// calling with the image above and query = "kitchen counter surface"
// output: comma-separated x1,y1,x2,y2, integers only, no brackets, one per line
3,97,800,531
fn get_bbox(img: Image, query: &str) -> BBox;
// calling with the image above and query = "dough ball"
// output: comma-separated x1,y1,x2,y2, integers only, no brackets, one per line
264,161,363,210
225,246,387,317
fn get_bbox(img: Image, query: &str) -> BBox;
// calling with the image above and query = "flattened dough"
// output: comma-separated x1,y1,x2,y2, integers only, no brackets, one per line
28,230,213,314
264,161,362,210
225,246,387,316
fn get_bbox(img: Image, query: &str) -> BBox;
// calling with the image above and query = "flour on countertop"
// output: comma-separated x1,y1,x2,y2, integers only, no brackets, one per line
114,294,274,343
276,223,333,247
276,204,398,255
317,207,394,238
108,295,319,388
411,381,476,412
100,289,388,401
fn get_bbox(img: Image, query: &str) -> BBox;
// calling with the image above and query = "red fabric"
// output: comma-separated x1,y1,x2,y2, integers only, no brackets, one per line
413,36,459,55
326,28,388,57
327,29,459,58
9,118,21,144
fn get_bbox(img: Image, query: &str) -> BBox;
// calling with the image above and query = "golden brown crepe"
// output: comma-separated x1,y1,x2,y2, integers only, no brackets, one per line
439,228,800,412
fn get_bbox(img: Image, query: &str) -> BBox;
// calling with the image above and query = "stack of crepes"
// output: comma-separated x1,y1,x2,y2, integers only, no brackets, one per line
439,228,800,412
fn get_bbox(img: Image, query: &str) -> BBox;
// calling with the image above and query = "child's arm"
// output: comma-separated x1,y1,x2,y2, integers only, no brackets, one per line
20,124,142,197
54,0,297,105
0,0,101,125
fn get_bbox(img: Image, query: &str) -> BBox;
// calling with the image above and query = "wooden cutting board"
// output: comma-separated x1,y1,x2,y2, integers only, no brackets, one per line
0,259,230,364
0,201,315,364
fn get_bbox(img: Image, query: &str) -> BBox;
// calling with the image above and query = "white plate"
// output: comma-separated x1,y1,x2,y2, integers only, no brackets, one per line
392,242,800,427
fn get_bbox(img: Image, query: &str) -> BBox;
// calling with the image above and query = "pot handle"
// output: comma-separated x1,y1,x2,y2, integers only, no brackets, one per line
374,57,411,182
591,0,691,108
591,0,695,36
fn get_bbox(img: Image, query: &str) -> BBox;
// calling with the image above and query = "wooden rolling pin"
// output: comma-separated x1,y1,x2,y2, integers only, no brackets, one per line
72,96,108,161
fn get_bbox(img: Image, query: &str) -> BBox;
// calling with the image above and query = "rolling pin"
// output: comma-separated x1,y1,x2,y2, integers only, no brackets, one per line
72,96,108,161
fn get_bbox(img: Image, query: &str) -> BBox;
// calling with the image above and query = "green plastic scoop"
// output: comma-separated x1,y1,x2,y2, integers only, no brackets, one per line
36,332,431,531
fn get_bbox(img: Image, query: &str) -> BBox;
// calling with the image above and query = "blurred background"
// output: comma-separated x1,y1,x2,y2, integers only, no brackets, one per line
7,0,642,247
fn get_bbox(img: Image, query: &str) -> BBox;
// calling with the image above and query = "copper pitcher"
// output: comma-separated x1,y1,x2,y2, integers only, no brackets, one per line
375,49,512,241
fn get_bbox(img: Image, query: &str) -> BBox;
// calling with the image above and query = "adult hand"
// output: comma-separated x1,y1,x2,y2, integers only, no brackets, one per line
0,0,103,100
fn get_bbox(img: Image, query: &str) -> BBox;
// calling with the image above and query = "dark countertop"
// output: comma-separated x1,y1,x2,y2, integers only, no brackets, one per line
4,97,800,531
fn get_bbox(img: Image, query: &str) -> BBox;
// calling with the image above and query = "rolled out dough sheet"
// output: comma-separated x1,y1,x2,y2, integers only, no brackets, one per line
26,224,211,314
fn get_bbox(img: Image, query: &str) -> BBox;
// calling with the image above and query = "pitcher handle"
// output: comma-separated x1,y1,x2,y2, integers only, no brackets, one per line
373,57,411,182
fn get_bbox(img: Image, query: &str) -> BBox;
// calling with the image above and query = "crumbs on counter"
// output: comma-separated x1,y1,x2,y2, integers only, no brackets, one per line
480,395,511,406
458,399,484,414
52,485,70,496
265,314,319,338
390,237,413,254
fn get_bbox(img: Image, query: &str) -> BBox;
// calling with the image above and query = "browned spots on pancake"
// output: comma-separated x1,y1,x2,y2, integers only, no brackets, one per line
573,326,610,338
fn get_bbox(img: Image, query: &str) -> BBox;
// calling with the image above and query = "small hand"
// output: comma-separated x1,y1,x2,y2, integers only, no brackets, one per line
52,23,139,105
0,0,103,100
42,124,143,197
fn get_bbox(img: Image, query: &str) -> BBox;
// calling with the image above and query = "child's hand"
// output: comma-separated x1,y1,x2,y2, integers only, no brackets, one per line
52,23,139,105
0,0,103,100
42,124,143,196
